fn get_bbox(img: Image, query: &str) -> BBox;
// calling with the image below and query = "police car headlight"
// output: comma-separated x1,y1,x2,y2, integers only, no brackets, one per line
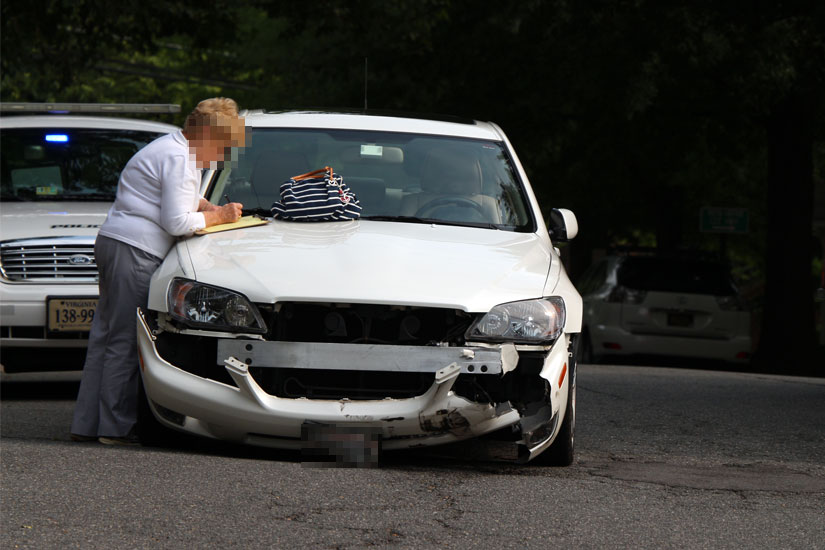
167,278,266,333
466,297,566,343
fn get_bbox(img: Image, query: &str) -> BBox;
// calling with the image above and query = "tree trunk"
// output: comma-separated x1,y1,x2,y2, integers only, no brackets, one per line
757,93,816,372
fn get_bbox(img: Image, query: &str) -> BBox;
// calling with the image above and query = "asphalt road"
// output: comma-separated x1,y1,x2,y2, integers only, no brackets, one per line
2,364,824,549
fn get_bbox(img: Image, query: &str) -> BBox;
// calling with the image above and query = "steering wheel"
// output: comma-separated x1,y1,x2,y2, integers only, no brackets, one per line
415,196,487,221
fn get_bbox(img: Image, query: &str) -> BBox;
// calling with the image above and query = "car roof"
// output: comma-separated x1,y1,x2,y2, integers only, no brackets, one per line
0,114,179,133
241,110,504,140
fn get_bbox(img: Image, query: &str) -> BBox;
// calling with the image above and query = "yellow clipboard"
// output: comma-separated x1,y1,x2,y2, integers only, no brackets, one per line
195,215,269,235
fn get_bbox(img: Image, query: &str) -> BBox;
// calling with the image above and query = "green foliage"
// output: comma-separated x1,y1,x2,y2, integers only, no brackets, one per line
0,0,248,123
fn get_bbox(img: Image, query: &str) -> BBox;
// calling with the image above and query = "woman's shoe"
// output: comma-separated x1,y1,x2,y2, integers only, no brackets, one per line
98,435,140,446
70,433,97,442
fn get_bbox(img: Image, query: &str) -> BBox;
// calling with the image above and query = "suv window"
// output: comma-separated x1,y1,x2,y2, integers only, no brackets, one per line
617,258,737,296
577,260,608,295
0,128,164,201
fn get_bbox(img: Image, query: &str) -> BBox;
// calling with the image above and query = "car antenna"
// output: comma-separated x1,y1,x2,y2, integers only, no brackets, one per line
364,57,368,111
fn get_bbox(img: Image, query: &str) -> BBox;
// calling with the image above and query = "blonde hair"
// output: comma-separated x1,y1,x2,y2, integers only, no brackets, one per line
184,97,245,147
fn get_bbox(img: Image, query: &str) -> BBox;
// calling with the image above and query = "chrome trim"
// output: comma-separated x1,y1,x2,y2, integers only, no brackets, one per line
1,237,98,282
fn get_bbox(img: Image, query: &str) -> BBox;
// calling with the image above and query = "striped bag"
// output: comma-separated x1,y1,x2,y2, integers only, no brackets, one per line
270,166,361,221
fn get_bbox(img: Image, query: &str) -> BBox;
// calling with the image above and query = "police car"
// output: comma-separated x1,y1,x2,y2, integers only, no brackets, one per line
0,103,178,372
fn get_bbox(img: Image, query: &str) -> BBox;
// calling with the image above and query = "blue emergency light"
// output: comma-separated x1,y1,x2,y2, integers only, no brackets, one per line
45,134,69,142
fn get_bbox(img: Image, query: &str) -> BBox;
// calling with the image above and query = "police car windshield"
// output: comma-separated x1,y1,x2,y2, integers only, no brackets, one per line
0,128,164,202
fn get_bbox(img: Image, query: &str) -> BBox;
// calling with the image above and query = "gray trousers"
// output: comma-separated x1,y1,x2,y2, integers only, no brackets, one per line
71,235,162,438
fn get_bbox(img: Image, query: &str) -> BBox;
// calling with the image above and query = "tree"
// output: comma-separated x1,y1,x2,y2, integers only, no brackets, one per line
0,0,250,113
3,0,822,368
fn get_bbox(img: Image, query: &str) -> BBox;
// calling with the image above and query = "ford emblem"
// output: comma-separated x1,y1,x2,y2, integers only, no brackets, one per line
68,254,93,265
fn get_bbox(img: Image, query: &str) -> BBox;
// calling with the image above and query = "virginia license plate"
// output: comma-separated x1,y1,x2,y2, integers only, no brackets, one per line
47,297,98,332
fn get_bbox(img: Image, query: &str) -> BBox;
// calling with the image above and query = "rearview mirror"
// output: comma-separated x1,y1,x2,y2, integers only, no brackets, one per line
548,208,578,242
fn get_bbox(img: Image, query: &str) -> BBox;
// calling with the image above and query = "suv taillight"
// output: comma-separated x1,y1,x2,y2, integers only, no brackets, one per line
607,286,647,304
716,295,746,311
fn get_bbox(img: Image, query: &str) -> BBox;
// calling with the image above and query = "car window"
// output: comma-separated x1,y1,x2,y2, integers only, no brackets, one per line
617,258,737,296
209,128,534,231
578,260,608,294
0,128,164,201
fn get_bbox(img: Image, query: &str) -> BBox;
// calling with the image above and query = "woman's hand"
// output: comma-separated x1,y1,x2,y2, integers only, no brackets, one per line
203,202,243,227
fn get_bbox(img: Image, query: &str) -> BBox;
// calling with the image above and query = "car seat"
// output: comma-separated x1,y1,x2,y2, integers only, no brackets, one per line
399,147,501,223
249,151,310,210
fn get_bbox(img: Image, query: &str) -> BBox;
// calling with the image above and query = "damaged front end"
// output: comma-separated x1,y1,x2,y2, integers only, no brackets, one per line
137,296,573,463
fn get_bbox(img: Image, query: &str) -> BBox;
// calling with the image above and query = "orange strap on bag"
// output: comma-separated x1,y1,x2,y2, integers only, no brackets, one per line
291,166,333,182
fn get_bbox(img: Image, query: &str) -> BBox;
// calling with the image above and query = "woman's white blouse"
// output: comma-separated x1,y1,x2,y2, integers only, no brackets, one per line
98,130,206,258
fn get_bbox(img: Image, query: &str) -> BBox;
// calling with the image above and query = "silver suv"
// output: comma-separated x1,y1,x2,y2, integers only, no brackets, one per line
577,253,752,364
0,103,179,372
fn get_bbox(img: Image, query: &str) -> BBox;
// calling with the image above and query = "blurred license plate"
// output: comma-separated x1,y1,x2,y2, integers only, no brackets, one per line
301,422,381,468
47,297,97,332
667,312,692,327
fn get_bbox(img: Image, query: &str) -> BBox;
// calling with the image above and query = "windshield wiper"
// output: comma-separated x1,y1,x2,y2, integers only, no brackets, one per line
242,207,272,217
60,193,116,201
362,215,432,224
362,215,502,230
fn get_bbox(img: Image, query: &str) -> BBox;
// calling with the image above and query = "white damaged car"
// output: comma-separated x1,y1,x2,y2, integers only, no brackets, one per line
137,110,582,465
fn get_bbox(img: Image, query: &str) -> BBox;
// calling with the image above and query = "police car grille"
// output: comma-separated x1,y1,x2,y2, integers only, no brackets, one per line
0,243,98,281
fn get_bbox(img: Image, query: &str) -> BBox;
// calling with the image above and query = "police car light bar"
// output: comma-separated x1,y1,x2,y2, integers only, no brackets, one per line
0,103,181,114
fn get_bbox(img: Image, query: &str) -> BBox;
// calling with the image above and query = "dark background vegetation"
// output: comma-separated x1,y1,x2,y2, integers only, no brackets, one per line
2,0,823,372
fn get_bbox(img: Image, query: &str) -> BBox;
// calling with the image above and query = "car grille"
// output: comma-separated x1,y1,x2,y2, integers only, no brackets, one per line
0,237,98,282
266,302,476,346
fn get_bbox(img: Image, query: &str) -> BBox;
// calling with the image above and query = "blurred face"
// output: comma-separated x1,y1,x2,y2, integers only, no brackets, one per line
186,116,246,170
188,125,232,169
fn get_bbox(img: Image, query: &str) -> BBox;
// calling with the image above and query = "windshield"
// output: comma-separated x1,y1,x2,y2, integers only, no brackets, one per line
208,128,534,231
618,258,738,296
0,128,165,202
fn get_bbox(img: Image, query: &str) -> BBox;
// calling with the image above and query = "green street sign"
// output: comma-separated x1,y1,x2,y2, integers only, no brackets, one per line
700,207,749,234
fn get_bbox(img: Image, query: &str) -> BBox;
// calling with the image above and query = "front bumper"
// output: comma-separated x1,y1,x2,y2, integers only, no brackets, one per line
1,281,96,371
136,309,572,456
1,281,96,344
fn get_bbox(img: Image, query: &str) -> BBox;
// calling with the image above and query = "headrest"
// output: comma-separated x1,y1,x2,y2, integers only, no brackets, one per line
420,147,482,195
251,151,310,185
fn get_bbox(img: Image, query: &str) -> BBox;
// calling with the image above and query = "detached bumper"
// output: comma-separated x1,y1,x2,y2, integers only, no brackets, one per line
136,310,526,450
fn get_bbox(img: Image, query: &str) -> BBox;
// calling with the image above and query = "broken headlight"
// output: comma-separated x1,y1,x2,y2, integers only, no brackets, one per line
466,297,566,344
167,278,266,333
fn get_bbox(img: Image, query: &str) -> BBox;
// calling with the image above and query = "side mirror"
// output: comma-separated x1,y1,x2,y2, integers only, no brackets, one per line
548,208,578,242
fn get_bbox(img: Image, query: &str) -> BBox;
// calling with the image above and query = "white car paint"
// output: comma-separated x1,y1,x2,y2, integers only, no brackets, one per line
149,221,557,313
0,202,111,241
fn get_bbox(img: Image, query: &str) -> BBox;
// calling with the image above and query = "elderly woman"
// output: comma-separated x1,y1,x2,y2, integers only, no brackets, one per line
71,97,245,445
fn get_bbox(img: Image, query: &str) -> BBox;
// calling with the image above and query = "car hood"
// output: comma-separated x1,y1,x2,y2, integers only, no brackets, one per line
177,220,554,312
0,201,110,241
